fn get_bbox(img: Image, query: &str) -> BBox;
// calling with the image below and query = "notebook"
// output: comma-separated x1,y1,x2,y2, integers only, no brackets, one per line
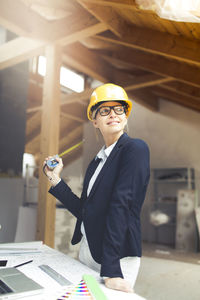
0,267,44,299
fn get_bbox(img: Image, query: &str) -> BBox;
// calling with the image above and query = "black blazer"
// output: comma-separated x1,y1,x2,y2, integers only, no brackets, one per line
49,133,150,278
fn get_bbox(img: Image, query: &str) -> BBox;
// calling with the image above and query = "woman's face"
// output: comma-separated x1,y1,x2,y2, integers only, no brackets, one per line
92,101,127,138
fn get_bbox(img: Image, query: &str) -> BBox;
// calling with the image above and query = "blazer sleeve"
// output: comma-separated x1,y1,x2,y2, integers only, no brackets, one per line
100,139,150,278
49,179,82,219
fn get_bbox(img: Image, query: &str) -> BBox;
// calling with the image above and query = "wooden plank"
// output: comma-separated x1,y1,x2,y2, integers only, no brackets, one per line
0,0,100,42
0,21,106,71
58,22,107,46
61,112,85,123
159,83,200,102
36,44,61,247
77,0,140,10
152,86,200,112
125,75,173,91
25,111,41,144
104,48,200,87
0,37,45,71
96,27,200,66
63,42,112,82
161,81,200,101
78,0,129,37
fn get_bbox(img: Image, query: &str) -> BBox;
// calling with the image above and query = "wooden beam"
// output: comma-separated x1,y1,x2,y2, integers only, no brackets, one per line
152,86,200,112
36,44,61,247
0,37,45,71
78,0,129,37
160,82,200,101
25,111,41,144
0,20,107,71
76,0,140,10
96,26,200,66
124,74,173,91
102,48,200,87
58,22,107,47
0,0,103,42
61,88,93,106
61,112,85,123
76,1,200,66
63,42,112,82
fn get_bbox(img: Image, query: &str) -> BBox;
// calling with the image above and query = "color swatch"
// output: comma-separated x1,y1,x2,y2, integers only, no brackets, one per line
57,280,93,300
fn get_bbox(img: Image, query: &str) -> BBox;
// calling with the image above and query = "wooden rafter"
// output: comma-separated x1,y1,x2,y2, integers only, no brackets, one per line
102,48,200,87
97,29,200,66
63,42,112,82
79,1,200,66
78,0,129,37
160,82,200,101
152,86,200,112
77,0,140,10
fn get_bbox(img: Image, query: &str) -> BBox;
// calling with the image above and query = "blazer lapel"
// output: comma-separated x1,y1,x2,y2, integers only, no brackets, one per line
82,157,102,199
87,133,129,200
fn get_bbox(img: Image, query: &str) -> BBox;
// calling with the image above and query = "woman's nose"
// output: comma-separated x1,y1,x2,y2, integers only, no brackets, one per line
109,108,116,117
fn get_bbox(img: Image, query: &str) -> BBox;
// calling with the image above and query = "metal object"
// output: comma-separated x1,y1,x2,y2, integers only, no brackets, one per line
46,140,84,170
39,264,71,286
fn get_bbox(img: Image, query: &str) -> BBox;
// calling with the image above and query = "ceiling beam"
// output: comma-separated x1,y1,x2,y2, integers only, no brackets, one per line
161,81,200,100
63,42,112,82
96,25,200,66
152,86,200,112
0,0,103,42
123,74,173,91
58,22,107,47
78,0,129,37
0,20,106,71
0,37,45,70
77,0,140,10
102,48,200,87
61,112,85,123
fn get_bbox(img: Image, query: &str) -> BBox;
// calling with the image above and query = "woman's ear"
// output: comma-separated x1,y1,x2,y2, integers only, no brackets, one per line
92,119,98,129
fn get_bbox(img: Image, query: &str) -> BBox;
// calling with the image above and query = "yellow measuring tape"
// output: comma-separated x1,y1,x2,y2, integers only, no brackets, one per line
46,140,84,169
59,140,84,157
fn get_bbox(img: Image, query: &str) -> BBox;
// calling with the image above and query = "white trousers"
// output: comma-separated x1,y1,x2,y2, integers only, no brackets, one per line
79,236,140,288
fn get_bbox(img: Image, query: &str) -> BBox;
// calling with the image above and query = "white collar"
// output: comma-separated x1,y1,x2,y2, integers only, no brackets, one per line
96,141,117,161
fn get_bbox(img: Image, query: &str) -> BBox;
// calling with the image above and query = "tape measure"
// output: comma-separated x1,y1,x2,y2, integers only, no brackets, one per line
46,140,84,170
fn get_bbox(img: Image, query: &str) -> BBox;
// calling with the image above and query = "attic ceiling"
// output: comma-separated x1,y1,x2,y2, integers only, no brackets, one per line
0,0,200,166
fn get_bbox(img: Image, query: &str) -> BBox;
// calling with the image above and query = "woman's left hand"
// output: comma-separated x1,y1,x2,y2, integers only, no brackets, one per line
104,277,134,293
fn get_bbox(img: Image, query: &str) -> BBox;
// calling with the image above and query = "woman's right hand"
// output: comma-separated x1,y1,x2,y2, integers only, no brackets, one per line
43,156,63,186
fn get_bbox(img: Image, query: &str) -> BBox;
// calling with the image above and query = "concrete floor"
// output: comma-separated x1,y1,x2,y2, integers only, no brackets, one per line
135,243,200,300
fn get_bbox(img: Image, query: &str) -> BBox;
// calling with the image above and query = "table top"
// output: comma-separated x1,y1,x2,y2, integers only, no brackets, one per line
0,241,146,300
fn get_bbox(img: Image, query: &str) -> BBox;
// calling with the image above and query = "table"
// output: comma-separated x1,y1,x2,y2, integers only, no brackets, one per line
0,241,146,300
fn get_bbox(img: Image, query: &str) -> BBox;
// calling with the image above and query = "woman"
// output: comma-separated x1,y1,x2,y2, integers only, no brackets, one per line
43,83,150,293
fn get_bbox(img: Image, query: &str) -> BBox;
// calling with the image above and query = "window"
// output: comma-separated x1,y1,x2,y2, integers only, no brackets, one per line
38,56,84,92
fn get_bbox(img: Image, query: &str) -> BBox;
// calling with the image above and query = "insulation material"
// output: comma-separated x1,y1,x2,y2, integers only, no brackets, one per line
176,190,198,252
136,0,200,22
150,209,170,226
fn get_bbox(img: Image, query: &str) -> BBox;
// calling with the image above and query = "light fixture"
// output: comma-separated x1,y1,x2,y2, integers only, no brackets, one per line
136,0,200,22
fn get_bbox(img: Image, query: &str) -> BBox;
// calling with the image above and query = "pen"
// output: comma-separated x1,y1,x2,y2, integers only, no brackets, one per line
14,260,33,268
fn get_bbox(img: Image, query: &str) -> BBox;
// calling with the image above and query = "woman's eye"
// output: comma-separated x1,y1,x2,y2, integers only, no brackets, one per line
101,108,110,113
116,107,123,112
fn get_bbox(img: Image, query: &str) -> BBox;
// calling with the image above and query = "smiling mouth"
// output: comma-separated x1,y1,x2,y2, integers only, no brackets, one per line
107,121,119,125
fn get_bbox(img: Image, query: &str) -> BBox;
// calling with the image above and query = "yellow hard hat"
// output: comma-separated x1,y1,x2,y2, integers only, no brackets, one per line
87,83,132,121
